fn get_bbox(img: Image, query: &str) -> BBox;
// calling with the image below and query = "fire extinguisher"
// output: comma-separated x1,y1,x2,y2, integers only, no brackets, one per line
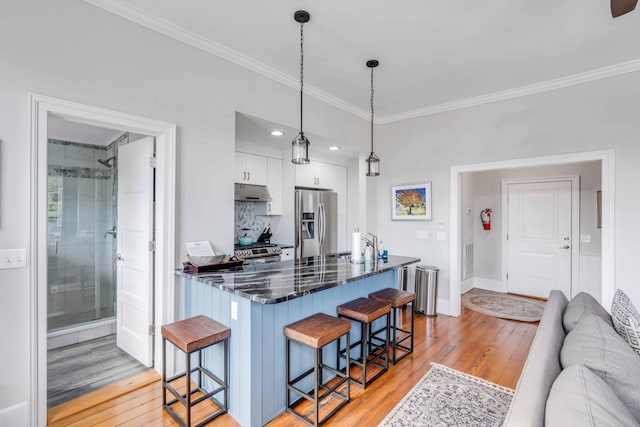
480,208,492,230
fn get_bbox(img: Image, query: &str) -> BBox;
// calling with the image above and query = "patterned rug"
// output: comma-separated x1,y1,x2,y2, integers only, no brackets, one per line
462,288,545,322
378,363,514,427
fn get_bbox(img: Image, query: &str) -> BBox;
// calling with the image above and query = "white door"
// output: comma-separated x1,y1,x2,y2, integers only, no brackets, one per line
117,136,155,366
507,181,572,299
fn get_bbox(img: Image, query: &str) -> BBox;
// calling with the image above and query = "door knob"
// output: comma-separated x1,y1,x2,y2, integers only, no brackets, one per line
560,245,570,249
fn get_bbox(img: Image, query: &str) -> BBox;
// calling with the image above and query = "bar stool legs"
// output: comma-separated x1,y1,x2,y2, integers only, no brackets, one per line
369,288,416,364
162,315,230,427
285,313,352,427
337,297,391,388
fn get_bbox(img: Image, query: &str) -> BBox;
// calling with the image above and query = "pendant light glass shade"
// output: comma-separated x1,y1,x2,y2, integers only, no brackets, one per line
366,151,380,176
365,59,380,176
292,10,311,164
291,132,310,164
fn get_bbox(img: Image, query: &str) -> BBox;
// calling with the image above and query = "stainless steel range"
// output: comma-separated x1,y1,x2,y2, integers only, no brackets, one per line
234,243,282,263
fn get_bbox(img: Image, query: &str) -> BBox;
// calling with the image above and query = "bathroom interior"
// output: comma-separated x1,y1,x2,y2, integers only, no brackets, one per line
46,122,148,407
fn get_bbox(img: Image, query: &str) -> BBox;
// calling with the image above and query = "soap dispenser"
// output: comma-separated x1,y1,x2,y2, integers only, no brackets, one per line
364,243,373,261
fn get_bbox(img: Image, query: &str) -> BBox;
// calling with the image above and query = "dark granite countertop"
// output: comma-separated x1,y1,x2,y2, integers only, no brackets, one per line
177,254,420,304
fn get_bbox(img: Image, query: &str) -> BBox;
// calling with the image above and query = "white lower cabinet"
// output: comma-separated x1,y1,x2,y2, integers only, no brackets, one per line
280,247,294,261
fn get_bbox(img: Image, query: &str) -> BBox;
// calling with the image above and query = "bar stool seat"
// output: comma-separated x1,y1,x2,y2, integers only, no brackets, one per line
337,297,391,388
162,315,230,427
369,288,416,364
284,313,351,427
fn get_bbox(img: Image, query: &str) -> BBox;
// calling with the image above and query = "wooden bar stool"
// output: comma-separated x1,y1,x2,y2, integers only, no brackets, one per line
284,313,351,427
369,288,416,364
162,315,230,427
336,297,391,388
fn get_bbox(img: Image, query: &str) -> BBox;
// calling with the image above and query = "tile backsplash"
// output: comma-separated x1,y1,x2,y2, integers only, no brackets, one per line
234,202,270,241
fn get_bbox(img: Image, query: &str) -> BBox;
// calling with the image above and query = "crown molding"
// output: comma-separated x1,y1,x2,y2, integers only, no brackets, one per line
83,0,370,121
84,1,640,125
377,59,640,124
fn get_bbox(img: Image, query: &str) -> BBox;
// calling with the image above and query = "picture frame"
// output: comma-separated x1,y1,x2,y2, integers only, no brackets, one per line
392,182,432,221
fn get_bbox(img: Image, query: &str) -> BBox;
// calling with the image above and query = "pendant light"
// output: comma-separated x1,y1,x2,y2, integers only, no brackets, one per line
366,59,380,176
291,10,311,164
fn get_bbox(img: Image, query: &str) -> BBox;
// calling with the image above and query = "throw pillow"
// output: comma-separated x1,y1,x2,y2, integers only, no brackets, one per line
611,288,640,356
563,292,612,333
561,315,640,421
546,364,640,427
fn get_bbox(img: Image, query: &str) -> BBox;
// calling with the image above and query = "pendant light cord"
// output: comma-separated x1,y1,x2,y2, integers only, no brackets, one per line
299,20,304,134
370,66,374,153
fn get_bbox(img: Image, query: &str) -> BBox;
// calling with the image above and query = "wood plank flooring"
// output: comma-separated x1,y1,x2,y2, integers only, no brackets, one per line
48,334,150,407
48,306,538,426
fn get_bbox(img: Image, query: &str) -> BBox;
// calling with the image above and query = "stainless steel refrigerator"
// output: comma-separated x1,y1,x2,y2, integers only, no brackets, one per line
295,189,338,258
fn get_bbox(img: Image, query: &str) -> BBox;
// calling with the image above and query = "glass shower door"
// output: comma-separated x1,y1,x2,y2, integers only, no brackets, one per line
47,140,116,333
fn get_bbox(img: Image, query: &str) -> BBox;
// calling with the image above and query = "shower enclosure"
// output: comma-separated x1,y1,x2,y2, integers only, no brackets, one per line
46,136,124,343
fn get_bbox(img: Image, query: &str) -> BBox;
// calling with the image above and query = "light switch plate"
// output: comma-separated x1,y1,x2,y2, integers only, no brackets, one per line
437,231,446,241
0,249,27,269
417,230,429,239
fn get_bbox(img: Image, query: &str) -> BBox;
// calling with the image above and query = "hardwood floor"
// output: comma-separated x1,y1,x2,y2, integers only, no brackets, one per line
48,306,537,426
48,334,150,407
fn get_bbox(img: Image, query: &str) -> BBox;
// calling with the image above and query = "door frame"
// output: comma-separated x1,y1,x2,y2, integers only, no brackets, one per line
29,94,176,426
449,149,614,317
500,176,580,298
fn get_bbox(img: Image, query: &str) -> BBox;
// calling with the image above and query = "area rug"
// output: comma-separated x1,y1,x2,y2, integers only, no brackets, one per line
378,363,514,427
462,288,545,322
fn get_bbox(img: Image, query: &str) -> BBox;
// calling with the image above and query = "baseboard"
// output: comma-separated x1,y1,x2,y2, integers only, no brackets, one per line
0,401,28,426
461,277,474,293
472,277,505,293
436,298,451,316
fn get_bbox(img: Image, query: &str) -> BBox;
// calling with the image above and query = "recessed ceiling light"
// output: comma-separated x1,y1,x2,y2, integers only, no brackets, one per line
329,146,340,151
270,130,284,136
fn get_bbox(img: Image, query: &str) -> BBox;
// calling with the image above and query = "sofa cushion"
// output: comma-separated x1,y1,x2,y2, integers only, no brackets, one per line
561,315,640,421
563,292,612,333
546,364,640,427
611,288,640,356
503,290,568,427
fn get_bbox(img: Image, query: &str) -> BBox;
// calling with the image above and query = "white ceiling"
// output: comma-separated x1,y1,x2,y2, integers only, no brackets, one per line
48,114,125,146
86,0,640,123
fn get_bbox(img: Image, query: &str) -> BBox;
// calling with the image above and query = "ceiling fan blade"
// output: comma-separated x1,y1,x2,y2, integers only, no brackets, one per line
612,0,638,17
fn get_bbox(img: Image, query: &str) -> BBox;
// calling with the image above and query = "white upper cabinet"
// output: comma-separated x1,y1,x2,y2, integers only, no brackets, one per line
266,157,282,216
295,161,334,190
235,152,267,185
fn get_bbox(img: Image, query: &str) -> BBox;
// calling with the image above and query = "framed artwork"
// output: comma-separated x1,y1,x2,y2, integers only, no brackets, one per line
392,182,432,221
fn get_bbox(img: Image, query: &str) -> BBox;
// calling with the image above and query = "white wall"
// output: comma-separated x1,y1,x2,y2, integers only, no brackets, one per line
0,0,368,421
469,161,602,281
375,71,640,307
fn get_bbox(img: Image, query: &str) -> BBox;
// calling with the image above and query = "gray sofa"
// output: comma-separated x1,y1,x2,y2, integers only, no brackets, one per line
503,290,640,427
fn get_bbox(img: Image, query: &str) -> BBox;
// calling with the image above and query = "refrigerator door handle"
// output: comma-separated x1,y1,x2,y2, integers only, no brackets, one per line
320,202,326,250
295,191,301,257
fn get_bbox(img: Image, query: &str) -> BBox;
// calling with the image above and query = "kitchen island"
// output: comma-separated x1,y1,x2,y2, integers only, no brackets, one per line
176,254,420,427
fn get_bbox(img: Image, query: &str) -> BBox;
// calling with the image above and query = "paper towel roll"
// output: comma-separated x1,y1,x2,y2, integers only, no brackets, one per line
351,230,362,262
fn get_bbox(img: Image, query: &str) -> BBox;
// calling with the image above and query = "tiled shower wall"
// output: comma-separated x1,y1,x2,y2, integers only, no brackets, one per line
46,136,124,332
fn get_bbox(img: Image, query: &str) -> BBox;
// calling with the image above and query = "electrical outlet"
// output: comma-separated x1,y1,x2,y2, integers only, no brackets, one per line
417,230,429,239
231,301,238,320
0,249,27,269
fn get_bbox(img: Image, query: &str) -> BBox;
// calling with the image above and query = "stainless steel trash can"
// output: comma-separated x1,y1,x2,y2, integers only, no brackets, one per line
396,266,408,291
414,265,439,316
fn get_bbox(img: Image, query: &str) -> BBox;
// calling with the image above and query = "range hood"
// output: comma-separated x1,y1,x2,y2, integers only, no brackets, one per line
234,183,272,202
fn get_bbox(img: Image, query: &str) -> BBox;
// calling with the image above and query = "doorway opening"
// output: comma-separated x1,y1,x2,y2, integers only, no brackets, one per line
45,124,156,407
449,150,614,317
30,94,176,426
